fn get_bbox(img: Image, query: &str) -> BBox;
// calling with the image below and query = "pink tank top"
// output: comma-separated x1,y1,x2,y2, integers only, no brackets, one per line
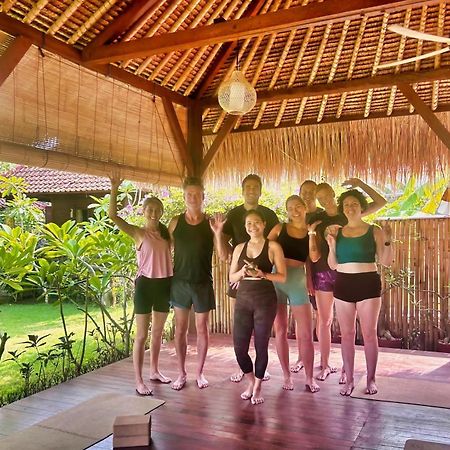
136,230,173,279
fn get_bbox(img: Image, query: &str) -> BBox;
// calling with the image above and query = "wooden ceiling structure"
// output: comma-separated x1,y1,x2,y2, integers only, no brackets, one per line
0,0,449,185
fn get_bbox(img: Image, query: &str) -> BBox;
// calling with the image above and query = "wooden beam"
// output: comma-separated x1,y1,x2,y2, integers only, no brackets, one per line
187,102,203,177
398,83,450,151
194,0,266,99
200,115,238,176
201,67,450,108
84,0,159,50
202,103,450,135
82,0,428,64
0,12,189,107
162,97,193,176
0,35,32,86
0,140,180,185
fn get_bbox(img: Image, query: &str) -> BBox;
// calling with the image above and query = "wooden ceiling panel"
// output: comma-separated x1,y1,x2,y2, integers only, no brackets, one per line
3,0,450,139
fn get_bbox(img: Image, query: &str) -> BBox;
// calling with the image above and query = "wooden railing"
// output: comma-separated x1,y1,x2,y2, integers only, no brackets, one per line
209,217,450,351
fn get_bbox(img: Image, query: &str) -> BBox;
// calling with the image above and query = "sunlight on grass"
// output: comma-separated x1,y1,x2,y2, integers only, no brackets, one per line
0,302,132,399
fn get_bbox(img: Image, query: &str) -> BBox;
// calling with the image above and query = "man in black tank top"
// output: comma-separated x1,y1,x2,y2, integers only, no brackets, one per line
168,177,227,392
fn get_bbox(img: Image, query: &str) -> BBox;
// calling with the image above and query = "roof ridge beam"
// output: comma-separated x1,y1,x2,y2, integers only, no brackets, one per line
82,0,430,65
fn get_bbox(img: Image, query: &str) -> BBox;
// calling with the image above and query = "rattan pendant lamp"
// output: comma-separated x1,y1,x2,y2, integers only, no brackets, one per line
217,41,257,115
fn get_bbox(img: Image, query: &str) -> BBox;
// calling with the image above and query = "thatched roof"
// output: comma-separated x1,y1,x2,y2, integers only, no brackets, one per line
0,1,449,185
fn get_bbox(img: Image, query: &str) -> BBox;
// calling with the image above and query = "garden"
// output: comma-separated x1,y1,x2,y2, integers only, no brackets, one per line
0,168,448,407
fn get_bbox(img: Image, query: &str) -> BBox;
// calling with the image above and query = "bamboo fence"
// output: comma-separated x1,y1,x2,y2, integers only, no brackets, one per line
209,217,450,351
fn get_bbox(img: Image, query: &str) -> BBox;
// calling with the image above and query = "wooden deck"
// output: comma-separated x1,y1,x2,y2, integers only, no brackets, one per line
1,334,450,449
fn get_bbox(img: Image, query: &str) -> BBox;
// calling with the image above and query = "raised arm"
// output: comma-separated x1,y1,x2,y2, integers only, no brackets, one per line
307,220,322,263
108,175,141,243
325,228,338,270
209,212,230,262
343,178,387,216
374,222,394,267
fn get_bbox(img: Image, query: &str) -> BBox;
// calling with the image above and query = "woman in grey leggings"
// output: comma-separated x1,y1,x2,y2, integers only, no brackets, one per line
229,210,286,405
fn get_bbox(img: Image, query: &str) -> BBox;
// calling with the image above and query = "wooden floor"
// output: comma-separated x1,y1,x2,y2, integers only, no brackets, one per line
1,334,450,449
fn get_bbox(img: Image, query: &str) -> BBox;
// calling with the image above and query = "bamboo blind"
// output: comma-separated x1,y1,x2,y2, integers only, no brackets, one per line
209,217,450,351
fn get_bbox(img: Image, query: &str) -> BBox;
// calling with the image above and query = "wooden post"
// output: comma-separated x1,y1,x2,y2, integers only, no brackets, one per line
187,101,203,178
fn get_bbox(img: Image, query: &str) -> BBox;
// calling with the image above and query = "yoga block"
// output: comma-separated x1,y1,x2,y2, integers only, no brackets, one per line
405,439,450,450
113,415,151,449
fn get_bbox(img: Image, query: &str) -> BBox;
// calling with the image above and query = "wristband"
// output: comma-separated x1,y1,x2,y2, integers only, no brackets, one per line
308,231,317,236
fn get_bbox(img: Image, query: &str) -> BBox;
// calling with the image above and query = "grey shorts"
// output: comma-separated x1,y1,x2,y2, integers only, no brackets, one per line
170,278,215,313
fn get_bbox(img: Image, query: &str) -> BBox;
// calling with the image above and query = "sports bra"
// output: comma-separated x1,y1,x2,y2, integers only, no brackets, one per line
336,225,376,264
276,223,309,262
238,239,273,274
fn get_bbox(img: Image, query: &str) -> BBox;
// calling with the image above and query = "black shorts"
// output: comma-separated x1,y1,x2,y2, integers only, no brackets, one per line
134,276,171,314
333,272,381,303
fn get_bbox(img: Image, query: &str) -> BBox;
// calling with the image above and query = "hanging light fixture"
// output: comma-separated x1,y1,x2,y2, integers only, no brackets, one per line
218,41,257,115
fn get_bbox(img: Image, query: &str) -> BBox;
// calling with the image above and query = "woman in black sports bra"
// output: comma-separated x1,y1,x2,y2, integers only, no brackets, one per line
268,195,321,393
229,210,286,405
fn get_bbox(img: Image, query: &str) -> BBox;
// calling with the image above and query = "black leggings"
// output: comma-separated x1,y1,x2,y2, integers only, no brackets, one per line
233,281,278,379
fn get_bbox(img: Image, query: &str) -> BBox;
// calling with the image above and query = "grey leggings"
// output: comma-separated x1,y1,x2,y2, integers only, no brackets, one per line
233,281,278,379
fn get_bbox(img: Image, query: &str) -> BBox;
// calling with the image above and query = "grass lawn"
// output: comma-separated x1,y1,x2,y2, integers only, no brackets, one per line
0,301,132,402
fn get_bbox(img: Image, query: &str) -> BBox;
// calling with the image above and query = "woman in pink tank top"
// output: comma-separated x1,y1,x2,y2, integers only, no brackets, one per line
109,175,173,396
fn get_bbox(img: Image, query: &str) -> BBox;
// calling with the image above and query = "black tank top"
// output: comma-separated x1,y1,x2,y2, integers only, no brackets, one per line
276,223,309,262
173,213,214,283
237,239,273,274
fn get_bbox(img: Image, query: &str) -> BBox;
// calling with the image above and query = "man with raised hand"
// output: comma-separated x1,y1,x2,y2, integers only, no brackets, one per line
169,177,227,390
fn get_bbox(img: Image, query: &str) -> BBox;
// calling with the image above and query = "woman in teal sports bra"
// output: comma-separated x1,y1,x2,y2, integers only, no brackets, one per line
326,189,393,397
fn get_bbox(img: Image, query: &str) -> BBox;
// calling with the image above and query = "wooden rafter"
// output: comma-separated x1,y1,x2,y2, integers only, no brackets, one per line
0,12,189,107
398,82,450,151
201,115,239,176
84,0,160,50
201,67,450,108
194,0,265,98
202,103,450,135
82,0,428,65
161,97,193,176
67,0,118,46
364,12,389,118
0,35,32,86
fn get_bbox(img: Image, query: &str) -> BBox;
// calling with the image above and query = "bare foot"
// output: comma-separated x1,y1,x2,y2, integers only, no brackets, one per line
135,382,152,396
290,360,304,373
240,386,253,400
171,374,187,391
251,395,265,405
149,371,172,384
282,376,294,390
305,379,320,393
366,380,378,395
316,366,337,381
196,373,209,389
339,371,347,385
262,370,270,381
340,381,354,396
230,370,244,383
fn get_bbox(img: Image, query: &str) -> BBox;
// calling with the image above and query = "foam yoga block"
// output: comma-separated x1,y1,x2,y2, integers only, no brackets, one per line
113,415,151,449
